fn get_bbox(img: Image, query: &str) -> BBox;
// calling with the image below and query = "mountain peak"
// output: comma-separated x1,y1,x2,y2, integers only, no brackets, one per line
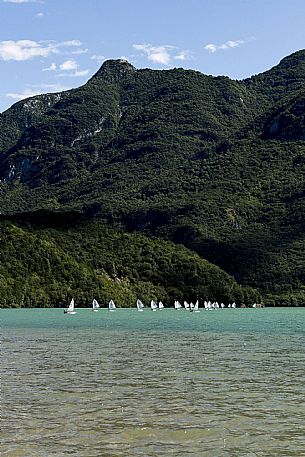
93,59,136,83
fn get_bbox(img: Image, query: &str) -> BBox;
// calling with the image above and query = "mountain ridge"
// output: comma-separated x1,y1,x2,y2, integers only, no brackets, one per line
1,50,305,305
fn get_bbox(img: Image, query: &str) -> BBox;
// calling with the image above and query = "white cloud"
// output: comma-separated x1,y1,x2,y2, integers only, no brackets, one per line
6,88,41,100
91,54,106,64
133,43,174,65
204,39,244,53
72,69,89,77
57,69,89,78
56,59,88,77
36,12,44,17
42,62,56,71
3,0,42,3
133,43,191,66
71,48,88,55
173,51,191,61
6,83,71,101
0,39,84,61
59,59,78,71
0,40,56,61
59,40,82,47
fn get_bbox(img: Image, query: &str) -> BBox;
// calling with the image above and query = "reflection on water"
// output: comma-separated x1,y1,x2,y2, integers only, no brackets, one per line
1,308,305,456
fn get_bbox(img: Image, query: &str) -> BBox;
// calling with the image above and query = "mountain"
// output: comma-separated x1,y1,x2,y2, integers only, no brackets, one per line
0,211,255,308
1,51,305,306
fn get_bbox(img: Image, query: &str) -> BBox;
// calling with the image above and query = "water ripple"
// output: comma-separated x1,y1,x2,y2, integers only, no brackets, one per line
1,308,305,456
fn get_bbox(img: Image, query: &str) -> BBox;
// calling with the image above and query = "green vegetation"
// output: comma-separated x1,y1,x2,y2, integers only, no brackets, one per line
1,52,305,305
0,211,256,308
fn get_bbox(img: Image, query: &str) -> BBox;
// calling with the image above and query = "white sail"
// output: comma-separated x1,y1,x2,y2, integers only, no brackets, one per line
109,299,116,311
174,300,182,310
151,300,157,311
136,299,144,311
92,299,100,311
194,300,200,312
190,302,194,311
158,301,164,310
65,298,76,314
184,301,190,309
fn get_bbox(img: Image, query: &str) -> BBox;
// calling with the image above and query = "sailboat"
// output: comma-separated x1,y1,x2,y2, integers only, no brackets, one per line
92,299,100,312
193,300,200,313
184,301,190,310
174,300,182,310
108,299,116,311
64,298,76,314
158,301,164,310
189,302,194,312
151,300,157,311
136,299,144,311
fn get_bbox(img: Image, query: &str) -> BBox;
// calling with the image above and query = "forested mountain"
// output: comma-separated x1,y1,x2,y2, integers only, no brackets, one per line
0,211,255,307
1,50,305,306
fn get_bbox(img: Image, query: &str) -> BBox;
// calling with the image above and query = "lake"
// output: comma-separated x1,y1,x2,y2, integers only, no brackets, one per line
1,307,305,456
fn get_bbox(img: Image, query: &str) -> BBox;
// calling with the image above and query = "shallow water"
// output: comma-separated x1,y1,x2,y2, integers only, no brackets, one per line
1,308,305,456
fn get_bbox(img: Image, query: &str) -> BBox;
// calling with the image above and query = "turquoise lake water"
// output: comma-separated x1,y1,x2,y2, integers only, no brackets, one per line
1,307,305,456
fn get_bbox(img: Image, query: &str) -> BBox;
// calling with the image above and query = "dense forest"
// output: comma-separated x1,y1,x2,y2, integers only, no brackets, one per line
0,211,258,308
1,51,305,306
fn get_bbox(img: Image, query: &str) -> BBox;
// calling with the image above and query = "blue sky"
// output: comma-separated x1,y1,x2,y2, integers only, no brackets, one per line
0,0,305,112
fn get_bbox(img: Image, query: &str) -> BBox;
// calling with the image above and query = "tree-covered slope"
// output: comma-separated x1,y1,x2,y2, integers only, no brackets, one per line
0,211,256,308
1,52,305,304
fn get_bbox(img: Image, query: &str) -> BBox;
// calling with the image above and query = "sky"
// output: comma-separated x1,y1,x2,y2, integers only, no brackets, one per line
0,0,305,112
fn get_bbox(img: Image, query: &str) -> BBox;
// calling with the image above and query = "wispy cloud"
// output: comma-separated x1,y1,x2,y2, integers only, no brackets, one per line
36,12,44,17
0,39,84,61
71,48,88,55
6,83,71,101
42,62,56,71
204,40,244,53
57,69,89,78
173,50,192,61
133,43,175,65
56,59,88,77
58,40,82,47
133,43,191,65
91,54,106,64
59,59,78,71
70,69,88,77
0,40,55,61
3,0,43,3
6,88,41,100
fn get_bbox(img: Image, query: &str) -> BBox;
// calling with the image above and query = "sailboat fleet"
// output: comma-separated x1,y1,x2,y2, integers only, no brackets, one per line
64,298,246,313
